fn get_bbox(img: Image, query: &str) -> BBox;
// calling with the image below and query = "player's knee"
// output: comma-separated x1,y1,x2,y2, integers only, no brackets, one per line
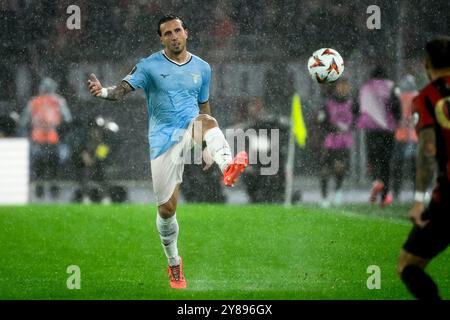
397,252,424,276
397,252,410,275
197,114,218,131
158,202,176,218
397,259,406,276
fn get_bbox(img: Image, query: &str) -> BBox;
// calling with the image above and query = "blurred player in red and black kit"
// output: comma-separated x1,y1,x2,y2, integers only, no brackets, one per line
397,36,450,300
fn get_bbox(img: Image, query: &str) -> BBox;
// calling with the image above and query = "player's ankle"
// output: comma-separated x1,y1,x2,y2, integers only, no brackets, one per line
222,163,231,174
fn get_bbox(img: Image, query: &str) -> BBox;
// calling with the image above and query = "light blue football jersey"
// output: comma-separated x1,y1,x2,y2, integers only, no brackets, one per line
123,50,211,160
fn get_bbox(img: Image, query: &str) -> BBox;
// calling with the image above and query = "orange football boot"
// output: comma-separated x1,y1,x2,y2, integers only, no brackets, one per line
223,151,249,187
380,192,393,208
168,256,186,289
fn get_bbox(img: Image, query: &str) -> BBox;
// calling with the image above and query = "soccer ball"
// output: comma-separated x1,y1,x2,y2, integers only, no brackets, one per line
307,48,344,83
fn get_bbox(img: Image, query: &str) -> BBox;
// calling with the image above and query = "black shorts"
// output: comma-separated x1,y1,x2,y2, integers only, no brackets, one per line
403,199,450,260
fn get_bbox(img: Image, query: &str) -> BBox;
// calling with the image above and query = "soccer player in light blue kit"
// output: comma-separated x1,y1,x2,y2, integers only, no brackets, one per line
88,14,248,289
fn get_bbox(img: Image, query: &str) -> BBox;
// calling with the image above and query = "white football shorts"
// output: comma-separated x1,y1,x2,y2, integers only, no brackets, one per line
150,120,197,206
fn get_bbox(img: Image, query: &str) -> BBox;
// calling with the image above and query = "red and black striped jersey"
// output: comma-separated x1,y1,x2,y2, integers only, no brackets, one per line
413,76,450,183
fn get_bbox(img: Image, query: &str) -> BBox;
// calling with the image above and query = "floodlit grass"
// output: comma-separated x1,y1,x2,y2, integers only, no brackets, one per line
0,204,448,299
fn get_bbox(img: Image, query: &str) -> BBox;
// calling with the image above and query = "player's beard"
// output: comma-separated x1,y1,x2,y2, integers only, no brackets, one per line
170,41,185,55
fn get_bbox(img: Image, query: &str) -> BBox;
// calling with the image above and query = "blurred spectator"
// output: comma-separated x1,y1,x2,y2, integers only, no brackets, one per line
237,97,290,203
391,74,418,202
69,116,123,204
263,62,292,115
357,66,401,207
232,1,264,36
208,3,238,57
316,78,355,207
0,113,17,138
1,0,448,194
18,77,72,200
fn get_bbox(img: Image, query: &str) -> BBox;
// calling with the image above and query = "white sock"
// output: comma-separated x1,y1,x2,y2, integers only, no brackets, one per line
156,213,180,266
204,127,232,173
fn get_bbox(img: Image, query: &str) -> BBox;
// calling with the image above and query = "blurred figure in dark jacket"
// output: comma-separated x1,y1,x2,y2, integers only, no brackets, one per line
0,113,17,138
236,97,290,203
357,66,401,207
69,116,122,204
391,75,418,202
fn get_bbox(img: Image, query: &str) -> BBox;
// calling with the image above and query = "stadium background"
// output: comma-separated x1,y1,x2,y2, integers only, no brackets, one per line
1,0,450,190
1,0,449,301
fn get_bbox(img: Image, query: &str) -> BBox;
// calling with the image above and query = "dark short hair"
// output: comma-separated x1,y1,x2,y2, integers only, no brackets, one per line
425,36,450,69
371,65,388,79
157,14,187,36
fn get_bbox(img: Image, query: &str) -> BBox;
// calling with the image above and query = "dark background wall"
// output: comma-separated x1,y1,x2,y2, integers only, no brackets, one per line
1,0,449,180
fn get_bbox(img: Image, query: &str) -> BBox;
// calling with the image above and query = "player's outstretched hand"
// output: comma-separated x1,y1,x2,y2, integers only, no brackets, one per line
88,73,103,97
409,201,429,228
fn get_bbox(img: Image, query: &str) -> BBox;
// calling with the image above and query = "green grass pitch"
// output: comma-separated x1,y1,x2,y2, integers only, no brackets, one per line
0,204,448,299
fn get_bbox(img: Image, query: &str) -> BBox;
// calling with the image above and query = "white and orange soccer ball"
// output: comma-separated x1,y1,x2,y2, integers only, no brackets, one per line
307,48,344,83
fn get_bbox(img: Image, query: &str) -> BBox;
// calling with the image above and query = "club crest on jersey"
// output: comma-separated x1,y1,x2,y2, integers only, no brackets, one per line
190,73,200,84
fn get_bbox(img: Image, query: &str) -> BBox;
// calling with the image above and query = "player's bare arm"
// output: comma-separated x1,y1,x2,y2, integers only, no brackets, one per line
87,73,133,101
410,127,436,227
199,101,211,115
